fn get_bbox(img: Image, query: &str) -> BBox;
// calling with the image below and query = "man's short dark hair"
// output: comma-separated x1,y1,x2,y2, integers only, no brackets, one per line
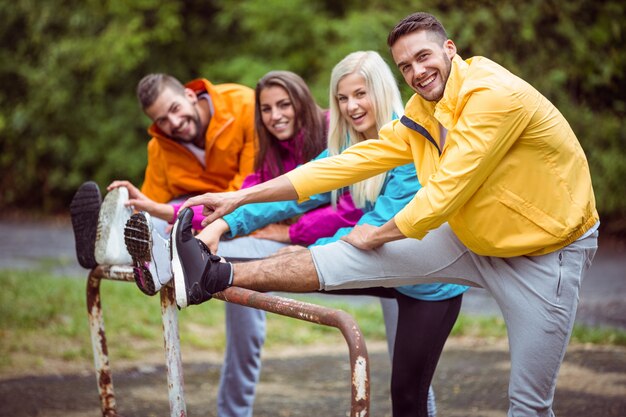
136,73,186,110
387,12,448,48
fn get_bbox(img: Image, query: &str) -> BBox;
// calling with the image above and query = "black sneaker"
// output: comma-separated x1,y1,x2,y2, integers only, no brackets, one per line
171,207,233,308
124,212,172,296
69,181,101,269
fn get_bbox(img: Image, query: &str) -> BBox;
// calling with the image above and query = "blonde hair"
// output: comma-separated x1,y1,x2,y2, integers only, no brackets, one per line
327,51,404,208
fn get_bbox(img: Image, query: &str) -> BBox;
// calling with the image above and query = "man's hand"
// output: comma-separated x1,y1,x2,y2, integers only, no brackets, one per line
181,191,243,226
341,219,406,250
108,180,151,209
107,180,174,221
253,223,292,243
341,224,383,250
181,175,299,226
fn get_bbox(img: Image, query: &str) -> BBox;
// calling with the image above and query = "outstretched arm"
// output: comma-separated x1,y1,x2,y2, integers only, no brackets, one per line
180,175,298,225
182,128,412,226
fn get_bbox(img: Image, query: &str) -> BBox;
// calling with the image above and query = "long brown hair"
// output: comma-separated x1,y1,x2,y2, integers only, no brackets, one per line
254,71,327,181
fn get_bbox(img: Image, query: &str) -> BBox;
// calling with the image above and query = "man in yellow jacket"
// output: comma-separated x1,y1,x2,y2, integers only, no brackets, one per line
174,13,599,416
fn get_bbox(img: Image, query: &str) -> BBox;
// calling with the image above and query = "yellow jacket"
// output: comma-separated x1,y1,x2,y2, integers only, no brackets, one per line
141,79,256,203
287,55,598,257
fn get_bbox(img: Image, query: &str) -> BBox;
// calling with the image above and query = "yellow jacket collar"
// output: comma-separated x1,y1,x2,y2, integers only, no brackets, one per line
403,54,469,130
434,55,469,129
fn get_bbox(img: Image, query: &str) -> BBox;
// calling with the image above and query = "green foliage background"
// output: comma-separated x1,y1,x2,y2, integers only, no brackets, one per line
1,0,624,233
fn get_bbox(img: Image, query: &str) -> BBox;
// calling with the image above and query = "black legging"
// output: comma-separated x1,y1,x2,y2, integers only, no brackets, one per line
322,288,463,417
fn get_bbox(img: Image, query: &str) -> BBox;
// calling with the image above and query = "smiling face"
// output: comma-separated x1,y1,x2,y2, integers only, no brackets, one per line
259,85,296,141
391,30,456,102
336,73,378,139
145,87,203,143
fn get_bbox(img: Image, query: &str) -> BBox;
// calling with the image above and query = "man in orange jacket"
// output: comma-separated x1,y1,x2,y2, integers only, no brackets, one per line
70,73,256,295
136,74,257,204
121,72,258,290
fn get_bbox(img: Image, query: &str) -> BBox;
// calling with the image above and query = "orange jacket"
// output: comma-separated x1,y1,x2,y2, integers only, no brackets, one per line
141,79,257,203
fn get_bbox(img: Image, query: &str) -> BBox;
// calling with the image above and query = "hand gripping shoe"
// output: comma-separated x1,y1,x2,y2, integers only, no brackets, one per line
69,181,102,269
124,211,173,296
171,207,232,309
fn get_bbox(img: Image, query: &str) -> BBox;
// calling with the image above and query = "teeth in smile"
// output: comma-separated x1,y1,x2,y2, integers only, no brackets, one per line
175,120,187,133
419,74,436,87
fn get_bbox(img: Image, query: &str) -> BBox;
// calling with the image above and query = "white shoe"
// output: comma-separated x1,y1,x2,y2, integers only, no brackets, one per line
94,187,133,265
124,211,172,295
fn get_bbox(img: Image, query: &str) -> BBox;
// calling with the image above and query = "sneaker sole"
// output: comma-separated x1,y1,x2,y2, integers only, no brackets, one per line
124,213,158,296
170,216,188,308
69,182,101,269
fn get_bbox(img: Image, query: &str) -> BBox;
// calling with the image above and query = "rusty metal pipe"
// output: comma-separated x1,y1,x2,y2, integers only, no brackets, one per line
87,266,187,417
86,266,369,416
86,267,128,417
214,286,370,417
160,284,187,417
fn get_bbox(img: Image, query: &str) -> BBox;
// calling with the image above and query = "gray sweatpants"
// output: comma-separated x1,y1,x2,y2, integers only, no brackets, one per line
310,223,598,417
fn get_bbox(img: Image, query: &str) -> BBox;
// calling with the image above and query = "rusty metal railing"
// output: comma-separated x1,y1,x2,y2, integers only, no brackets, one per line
86,265,186,417
215,286,370,417
86,265,370,417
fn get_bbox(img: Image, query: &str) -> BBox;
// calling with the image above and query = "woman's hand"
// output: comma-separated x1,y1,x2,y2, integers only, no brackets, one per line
252,223,292,243
108,180,152,210
272,244,307,257
194,218,230,254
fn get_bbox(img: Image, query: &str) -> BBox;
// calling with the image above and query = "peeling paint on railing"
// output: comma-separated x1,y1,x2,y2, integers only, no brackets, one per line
215,286,370,417
86,267,369,417
86,265,186,417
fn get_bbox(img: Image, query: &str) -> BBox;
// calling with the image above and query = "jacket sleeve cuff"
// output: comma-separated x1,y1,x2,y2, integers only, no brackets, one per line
285,169,311,203
394,208,427,240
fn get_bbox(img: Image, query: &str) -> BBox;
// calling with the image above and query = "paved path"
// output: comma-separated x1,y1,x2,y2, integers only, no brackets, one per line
0,217,625,416
0,217,624,329
1,340,624,417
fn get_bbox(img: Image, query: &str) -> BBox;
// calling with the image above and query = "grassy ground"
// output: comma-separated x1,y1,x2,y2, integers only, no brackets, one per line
1,268,624,378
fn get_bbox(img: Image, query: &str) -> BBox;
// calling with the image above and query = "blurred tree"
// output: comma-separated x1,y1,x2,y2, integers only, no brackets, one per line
0,0,183,211
0,0,624,234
